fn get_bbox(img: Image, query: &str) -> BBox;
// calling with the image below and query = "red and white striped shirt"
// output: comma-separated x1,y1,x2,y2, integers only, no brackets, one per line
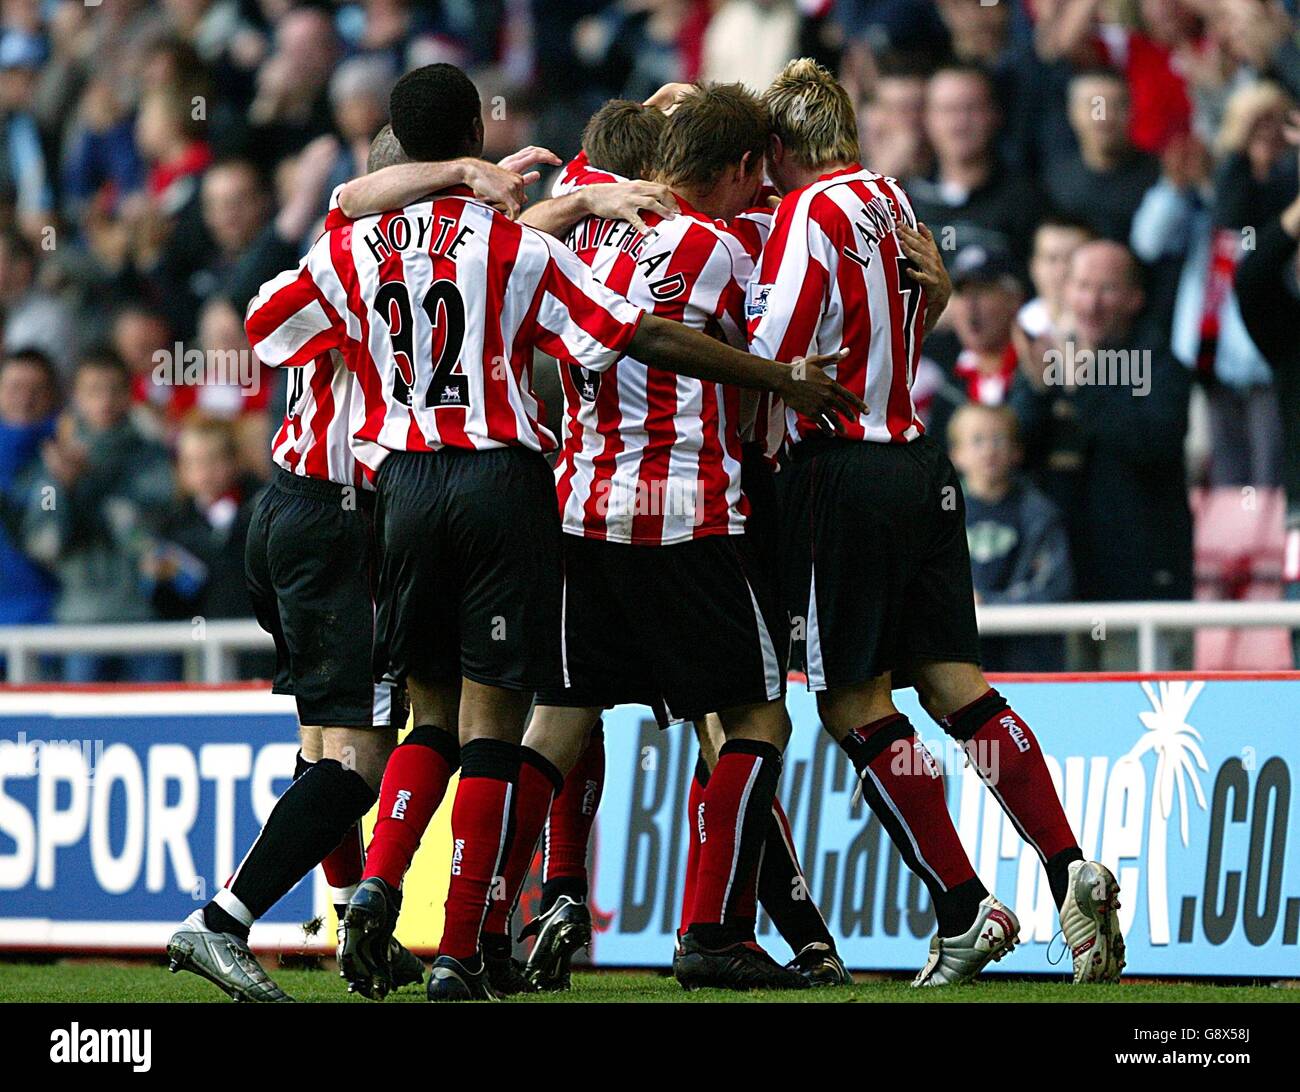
270,350,371,487
747,165,927,445
265,189,366,487
246,188,645,466
553,197,758,545
551,151,626,197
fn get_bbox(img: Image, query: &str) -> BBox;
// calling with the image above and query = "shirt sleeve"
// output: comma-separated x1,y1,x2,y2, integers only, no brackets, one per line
525,232,644,373
746,196,831,364
244,234,350,368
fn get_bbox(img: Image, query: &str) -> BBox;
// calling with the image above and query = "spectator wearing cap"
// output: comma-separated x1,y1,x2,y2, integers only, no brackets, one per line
925,241,1026,447
0,350,59,632
1013,241,1192,664
906,63,1043,263
1045,69,1161,242
948,401,1073,672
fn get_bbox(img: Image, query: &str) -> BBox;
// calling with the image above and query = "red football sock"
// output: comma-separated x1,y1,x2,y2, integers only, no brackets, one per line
678,754,709,937
544,724,605,885
840,713,985,935
439,739,520,961
363,725,459,890
686,740,781,935
484,748,562,935
947,691,1080,866
322,823,365,896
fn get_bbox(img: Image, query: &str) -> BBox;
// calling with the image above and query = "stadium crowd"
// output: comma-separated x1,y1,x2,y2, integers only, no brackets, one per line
0,0,1298,679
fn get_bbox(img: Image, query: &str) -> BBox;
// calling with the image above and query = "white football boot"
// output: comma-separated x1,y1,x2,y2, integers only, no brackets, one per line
912,894,1020,987
1059,859,1126,983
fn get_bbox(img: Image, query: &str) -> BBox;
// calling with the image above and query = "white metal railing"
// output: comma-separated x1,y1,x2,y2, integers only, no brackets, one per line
1,601,1299,682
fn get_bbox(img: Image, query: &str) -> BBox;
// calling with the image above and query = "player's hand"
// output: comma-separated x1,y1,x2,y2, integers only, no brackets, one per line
497,145,562,182
462,160,532,219
897,221,950,307
582,181,678,233
643,82,696,113
779,349,866,434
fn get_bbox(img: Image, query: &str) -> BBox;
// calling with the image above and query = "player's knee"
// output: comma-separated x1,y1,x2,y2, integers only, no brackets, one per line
932,686,1006,743
914,662,989,723
716,699,791,749
322,726,396,789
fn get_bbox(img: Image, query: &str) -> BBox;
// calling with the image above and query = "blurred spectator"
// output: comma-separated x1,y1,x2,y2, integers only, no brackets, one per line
321,55,397,201
145,416,258,622
1131,110,1282,487
948,401,1072,671
573,1,697,104
137,85,213,215
0,29,52,238
926,242,1026,444
702,1,800,89
110,303,174,435
1046,68,1161,241
1017,215,1095,348
17,350,174,680
1234,115,1300,659
245,5,338,170
0,228,76,374
150,157,270,336
0,349,58,626
933,0,1057,168
1014,241,1193,643
858,54,932,181
907,64,1042,262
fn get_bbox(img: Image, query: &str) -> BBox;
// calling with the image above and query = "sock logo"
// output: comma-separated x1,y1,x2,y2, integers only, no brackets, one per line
1001,715,1031,753
451,837,465,876
391,788,412,821
581,779,599,817
696,801,706,844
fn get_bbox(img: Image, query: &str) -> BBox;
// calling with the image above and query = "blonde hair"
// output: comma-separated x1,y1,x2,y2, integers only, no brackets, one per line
762,58,860,171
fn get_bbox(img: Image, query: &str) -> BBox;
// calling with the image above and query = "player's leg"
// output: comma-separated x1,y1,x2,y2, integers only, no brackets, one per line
169,476,391,1002
427,447,566,1001
908,437,1123,983
780,438,1016,986
511,533,648,991
485,704,600,991
644,535,804,990
914,660,1125,984
539,721,605,917
684,714,848,985
340,674,461,996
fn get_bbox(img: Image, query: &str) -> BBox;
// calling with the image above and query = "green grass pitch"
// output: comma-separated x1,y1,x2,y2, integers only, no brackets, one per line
0,961,1295,1003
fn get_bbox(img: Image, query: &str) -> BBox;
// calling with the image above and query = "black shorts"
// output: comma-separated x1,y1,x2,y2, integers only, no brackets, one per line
373,447,563,692
245,469,403,727
536,532,787,724
741,442,780,585
777,433,980,691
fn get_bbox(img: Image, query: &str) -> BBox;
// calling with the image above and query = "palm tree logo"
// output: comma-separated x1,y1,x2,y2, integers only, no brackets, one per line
1122,680,1210,945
